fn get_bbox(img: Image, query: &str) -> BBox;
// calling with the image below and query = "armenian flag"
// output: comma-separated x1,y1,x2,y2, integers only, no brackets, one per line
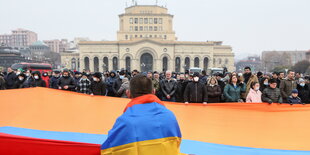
0,87,310,155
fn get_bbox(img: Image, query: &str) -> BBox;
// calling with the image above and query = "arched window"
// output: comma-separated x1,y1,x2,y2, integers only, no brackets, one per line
126,57,131,71
225,58,229,65
175,57,181,72
203,57,209,71
218,58,222,65
71,58,76,70
163,57,168,72
185,57,190,71
194,57,199,68
84,57,89,71
113,57,118,71
94,57,99,72
103,57,109,71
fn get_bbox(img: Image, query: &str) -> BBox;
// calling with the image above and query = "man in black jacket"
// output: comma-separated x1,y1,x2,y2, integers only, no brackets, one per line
160,70,177,102
90,72,107,96
184,72,208,104
4,67,17,89
49,70,61,89
29,71,46,87
175,73,189,102
57,69,75,91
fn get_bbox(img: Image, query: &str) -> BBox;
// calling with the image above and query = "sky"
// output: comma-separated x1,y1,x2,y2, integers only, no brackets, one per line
1,0,309,60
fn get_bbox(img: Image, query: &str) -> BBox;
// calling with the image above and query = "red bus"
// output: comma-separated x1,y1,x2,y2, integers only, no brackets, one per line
11,63,53,73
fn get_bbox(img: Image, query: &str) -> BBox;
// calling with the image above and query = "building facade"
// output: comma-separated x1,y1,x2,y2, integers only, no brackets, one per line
0,28,38,48
61,5,235,73
44,39,70,53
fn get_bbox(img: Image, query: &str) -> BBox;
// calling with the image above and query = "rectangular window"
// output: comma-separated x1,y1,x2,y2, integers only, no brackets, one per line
135,26,138,31
139,18,143,24
159,18,162,24
129,18,133,24
140,26,143,31
144,18,148,24
134,18,138,24
154,26,158,31
159,26,162,31
144,26,148,31
149,26,153,31
154,18,158,24
130,26,133,31
149,18,153,24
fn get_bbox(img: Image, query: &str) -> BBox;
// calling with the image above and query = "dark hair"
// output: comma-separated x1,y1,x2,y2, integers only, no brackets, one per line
287,70,294,74
250,82,259,89
269,78,277,84
130,74,153,98
229,75,240,84
272,72,278,75
244,66,251,71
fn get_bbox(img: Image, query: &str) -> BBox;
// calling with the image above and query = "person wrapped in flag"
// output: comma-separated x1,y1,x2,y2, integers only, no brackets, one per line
101,74,182,155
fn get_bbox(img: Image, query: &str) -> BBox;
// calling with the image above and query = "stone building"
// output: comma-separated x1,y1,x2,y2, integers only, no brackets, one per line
61,5,235,73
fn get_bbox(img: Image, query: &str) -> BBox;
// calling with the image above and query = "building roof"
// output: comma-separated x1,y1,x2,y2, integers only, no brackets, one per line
31,41,48,47
79,39,228,47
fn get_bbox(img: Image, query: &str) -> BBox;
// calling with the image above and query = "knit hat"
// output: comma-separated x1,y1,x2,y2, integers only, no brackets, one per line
93,72,102,78
292,89,298,94
193,72,200,77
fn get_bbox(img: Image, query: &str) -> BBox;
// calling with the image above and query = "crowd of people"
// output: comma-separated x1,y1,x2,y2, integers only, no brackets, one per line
0,66,309,104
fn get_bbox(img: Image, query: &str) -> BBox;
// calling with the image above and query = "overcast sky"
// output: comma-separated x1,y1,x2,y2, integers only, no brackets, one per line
1,0,309,60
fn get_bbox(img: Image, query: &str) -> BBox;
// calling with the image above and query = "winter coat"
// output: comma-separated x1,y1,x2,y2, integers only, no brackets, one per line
117,81,129,98
297,84,310,103
0,76,6,90
262,87,283,103
184,81,208,103
4,72,17,89
106,72,118,96
49,76,61,89
57,76,76,91
160,79,178,97
288,96,302,104
41,76,49,88
112,78,122,95
90,80,107,96
246,88,262,103
280,78,297,102
77,78,92,94
206,85,221,103
224,83,246,102
175,80,189,102
30,78,46,88
13,78,26,89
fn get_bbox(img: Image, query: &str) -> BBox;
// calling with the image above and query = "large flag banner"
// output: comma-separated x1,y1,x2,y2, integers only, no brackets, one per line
1,87,310,155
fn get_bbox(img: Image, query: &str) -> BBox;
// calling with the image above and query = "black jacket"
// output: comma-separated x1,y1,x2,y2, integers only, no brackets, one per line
13,78,26,89
4,72,17,89
57,76,76,91
175,80,189,102
184,81,208,103
297,84,310,103
49,76,61,89
112,78,122,95
30,78,46,87
160,79,177,97
91,81,107,96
